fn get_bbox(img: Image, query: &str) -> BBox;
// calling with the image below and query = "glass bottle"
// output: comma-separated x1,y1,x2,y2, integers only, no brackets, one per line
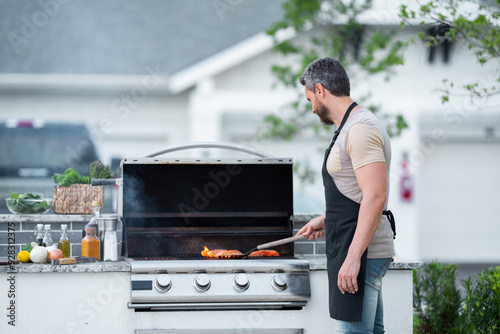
34,224,44,246
82,201,100,239
58,224,70,258
81,226,100,260
97,217,105,261
103,219,118,261
42,224,53,247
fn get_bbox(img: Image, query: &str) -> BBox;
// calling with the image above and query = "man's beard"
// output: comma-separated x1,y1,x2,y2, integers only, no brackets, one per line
317,102,334,126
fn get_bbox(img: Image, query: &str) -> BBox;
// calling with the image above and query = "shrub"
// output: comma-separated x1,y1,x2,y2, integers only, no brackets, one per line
413,261,467,333
463,266,500,334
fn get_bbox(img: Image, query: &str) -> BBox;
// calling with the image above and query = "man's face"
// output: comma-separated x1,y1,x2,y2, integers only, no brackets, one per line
305,87,334,126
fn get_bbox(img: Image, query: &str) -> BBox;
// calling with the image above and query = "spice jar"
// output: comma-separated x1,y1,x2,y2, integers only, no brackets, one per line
81,226,100,260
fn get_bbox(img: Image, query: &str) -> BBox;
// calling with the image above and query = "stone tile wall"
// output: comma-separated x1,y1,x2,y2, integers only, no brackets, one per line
0,216,123,258
292,214,324,256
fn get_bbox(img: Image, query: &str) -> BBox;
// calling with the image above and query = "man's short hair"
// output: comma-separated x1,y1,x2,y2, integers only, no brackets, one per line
299,57,350,97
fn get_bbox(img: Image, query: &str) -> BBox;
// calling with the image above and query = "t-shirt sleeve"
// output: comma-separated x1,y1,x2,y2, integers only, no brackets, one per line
345,123,385,170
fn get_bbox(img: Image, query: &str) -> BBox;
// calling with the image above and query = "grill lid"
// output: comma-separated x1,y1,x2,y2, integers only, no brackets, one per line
119,157,294,257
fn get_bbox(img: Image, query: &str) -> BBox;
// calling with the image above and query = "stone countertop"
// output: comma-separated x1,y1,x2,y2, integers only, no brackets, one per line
1,256,422,273
0,259,130,273
0,214,114,222
299,255,423,271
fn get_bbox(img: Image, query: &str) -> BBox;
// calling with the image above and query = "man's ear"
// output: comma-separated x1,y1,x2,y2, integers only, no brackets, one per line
315,83,325,98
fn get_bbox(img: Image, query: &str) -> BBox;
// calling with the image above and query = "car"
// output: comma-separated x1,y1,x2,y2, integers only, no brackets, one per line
0,119,104,214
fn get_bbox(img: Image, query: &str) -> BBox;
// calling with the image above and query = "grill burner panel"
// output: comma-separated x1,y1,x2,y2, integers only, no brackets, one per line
128,259,311,311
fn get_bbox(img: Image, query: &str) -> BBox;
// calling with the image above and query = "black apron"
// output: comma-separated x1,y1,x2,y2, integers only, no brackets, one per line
322,101,367,322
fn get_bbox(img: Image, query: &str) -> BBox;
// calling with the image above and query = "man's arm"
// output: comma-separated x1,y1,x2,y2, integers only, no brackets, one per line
337,161,387,294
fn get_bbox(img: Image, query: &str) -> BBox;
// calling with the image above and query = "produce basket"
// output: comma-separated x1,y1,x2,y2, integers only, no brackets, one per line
53,184,104,214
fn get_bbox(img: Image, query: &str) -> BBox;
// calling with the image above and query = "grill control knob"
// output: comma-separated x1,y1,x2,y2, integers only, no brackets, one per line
233,273,250,291
154,274,172,292
194,274,211,292
271,274,288,291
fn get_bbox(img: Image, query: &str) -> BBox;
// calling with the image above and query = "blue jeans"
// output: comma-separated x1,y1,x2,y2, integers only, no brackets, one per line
336,258,393,334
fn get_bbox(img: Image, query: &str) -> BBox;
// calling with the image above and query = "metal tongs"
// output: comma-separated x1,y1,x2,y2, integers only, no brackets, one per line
232,230,325,259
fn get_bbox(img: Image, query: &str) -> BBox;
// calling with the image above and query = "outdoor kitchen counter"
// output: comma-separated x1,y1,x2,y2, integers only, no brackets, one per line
0,260,130,273
1,211,420,333
300,254,423,271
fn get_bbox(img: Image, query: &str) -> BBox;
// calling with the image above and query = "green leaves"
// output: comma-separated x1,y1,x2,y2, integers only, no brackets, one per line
270,65,298,88
53,168,89,187
413,261,468,333
7,191,50,214
399,0,500,103
272,40,302,55
359,31,405,76
414,262,500,333
266,0,321,36
21,241,39,252
293,159,317,185
464,267,500,333
53,161,113,187
265,0,407,146
262,114,300,141
88,160,114,180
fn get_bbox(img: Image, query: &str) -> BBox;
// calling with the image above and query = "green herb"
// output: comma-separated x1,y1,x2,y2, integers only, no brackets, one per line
8,191,50,214
88,160,114,180
53,168,89,187
52,161,113,187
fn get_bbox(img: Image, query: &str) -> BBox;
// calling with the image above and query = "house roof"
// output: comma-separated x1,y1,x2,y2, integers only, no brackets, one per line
0,0,284,78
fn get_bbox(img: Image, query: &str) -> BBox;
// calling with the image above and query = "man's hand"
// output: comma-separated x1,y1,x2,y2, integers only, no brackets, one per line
337,256,361,294
296,215,325,240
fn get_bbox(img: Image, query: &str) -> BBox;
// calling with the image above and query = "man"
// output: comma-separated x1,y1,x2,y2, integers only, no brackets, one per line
296,57,395,334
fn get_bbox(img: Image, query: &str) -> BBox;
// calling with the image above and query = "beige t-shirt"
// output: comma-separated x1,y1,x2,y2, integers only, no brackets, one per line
326,108,395,259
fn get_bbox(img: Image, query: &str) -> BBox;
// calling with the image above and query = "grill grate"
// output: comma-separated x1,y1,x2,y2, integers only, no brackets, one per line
131,255,177,261
130,255,296,261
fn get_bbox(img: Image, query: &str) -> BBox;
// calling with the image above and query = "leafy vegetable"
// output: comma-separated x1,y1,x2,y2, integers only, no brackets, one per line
88,160,114,180
53,168,89,187
53,161,113,187
21,241,39,252
8,191,50,214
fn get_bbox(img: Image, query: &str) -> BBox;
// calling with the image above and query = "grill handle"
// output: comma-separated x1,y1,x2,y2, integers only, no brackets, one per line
145,141,275,158
91,178,123,186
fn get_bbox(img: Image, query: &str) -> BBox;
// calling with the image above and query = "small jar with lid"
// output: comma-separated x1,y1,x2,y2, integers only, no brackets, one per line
81,226,100,260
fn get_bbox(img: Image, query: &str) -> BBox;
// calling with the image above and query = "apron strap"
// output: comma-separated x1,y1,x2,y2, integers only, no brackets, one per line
382,210,396,239
330,101,358,145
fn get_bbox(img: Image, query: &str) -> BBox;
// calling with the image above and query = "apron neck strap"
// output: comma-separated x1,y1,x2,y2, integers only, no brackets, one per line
332,101,357,143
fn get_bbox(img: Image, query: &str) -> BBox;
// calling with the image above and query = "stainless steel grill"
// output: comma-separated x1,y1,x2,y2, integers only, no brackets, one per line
99,143,311,312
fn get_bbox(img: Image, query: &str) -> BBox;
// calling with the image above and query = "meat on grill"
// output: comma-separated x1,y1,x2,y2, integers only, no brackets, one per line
209,249,243,258
201,247,279,258
248,250,279,257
